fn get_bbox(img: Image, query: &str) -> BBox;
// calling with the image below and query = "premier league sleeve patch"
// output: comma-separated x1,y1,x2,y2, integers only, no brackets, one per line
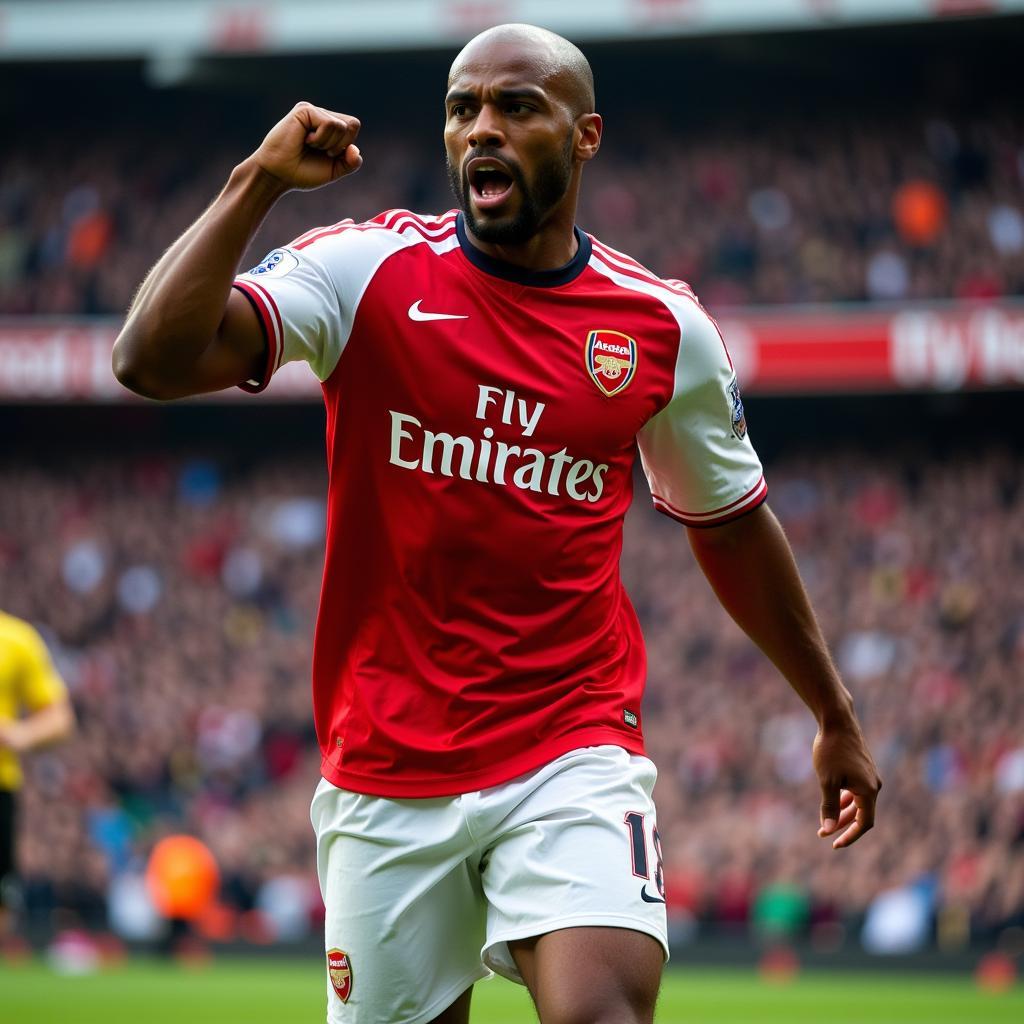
245,248,299,277
585,330,637,397
327,948,353,1003
728,375,747,439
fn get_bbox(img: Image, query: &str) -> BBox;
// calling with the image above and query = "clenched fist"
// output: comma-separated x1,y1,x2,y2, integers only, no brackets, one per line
251,102,362,191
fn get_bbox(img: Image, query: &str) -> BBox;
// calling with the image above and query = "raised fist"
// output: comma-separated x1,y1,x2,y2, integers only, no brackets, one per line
251,102,362,191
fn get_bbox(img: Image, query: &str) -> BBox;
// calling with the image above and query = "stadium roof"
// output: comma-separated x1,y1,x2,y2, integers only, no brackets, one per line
2,0,1024,61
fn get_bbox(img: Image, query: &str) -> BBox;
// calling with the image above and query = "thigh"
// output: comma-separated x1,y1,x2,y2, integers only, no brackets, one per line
425,986,473,1024
510,926,663,1024
479,746,669,985
312,779,489,1024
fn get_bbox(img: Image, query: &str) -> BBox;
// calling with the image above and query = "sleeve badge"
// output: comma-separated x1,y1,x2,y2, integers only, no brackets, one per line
728,376,747,439
245,248,298,277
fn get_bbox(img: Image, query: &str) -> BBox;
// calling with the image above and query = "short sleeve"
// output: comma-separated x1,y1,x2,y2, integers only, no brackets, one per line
16,623,67,712
637,298,767,527
232,220,411,391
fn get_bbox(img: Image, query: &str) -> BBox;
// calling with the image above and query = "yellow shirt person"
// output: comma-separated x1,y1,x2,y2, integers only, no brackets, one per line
0,611,73,791
1,610,75,939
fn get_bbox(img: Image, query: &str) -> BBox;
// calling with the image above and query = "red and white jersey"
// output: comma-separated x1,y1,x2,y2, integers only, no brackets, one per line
233,209,766,797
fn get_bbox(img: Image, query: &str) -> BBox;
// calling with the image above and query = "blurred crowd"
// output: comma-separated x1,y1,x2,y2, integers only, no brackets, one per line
0,104,1022,315
1,441,1021,953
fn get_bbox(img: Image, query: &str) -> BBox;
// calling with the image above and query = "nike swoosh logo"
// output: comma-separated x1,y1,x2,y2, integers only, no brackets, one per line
640,885,666,904
408,300,469,322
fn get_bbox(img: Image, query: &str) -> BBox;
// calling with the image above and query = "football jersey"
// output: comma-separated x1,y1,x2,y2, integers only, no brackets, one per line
233,210,766,797
0,611,67,790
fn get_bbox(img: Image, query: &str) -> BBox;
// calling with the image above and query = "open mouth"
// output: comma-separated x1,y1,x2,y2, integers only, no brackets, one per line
468,160,515,210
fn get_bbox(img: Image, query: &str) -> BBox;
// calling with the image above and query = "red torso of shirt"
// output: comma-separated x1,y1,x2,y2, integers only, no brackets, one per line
311,215,679,796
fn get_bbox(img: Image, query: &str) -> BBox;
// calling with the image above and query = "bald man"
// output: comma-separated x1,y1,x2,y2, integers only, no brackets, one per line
113,24,880,1024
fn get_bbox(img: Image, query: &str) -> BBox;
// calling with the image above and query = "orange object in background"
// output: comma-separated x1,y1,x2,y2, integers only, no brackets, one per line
892,179,948,246
758,945,800,984
66,210,113,269
975,951,1017,993
145,835,220,921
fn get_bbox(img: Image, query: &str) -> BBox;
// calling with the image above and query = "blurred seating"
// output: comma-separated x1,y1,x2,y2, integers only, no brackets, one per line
1,443,1020,947
0,107,1021,314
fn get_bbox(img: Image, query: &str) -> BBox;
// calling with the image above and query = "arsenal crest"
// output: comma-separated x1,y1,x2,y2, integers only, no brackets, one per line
585,330,637,397
327,948,353,1003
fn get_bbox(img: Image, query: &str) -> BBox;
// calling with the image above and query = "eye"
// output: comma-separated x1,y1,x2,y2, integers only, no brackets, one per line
507,102,532,114
450,103,470,118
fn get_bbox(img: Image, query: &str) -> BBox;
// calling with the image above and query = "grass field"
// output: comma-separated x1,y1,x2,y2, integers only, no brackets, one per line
2,957,1021,1024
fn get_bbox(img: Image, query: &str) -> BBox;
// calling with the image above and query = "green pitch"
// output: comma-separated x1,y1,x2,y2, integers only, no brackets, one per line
2,957,1020,1023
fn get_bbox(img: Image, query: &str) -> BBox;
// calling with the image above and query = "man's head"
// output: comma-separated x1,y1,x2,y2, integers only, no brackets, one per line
444,24,601,247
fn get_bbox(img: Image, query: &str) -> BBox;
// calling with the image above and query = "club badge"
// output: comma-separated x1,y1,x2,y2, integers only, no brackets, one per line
585,330,637,397
327,948,353,1003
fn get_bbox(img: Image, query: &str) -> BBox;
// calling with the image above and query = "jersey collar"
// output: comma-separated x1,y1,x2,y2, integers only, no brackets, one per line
455,213,591,288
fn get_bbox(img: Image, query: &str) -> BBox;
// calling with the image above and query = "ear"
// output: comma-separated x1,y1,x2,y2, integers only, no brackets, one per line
575,113,602,163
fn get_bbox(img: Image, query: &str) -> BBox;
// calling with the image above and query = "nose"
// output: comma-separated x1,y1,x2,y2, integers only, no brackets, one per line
468,103,506,149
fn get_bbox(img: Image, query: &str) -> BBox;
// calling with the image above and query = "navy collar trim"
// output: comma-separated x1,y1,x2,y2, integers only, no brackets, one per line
456,213,591,288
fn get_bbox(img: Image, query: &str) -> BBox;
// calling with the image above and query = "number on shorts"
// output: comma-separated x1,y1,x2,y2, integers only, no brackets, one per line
623,812,665,898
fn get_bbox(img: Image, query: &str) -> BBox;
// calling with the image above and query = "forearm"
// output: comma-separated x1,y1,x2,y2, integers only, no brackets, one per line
687,503,854,727
113,158,286,394
7,699,75,752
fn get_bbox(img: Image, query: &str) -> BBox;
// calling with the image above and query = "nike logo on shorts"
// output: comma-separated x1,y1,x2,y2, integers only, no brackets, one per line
408,300,469,322
640,885,666,904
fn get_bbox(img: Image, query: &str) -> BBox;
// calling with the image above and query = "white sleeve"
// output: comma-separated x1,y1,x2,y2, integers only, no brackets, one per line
637,296,767,527
232,224,410,390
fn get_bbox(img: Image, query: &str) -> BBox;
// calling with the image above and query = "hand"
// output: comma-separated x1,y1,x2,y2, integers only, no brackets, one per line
812,719,881,849
251,101,363,192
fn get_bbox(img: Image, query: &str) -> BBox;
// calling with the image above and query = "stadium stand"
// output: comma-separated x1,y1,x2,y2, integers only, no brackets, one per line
2,10,1022,957
1,433,1021,948
1,105,1021,315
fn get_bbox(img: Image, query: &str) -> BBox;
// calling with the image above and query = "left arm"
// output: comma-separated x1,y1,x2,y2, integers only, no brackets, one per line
687,502,882,849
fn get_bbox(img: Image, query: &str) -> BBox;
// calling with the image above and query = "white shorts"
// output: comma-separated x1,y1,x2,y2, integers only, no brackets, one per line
311,744,668,1024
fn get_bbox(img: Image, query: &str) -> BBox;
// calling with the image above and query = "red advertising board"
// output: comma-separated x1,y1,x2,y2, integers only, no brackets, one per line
720,302,1024,394
1,302,1022,402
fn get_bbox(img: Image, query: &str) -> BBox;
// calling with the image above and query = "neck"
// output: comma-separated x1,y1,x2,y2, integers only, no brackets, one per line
456,215,591,289
464,210,579,272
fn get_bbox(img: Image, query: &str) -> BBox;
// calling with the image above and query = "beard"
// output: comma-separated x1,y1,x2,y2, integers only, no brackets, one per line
447,131,575,246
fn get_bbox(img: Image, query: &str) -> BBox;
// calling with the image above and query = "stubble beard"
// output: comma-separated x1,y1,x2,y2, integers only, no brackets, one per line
447,131,575,246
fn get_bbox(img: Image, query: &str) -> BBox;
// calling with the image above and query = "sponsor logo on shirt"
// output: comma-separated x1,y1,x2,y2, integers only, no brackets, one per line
623,709,639,729
245,248,299,277
388,385,609,503
585,330,637,397
728,376,747,439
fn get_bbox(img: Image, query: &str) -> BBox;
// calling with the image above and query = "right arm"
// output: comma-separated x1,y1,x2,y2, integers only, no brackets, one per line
112,102,362,400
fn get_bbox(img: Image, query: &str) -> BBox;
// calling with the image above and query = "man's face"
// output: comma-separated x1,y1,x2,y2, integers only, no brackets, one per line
444,49,578,245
